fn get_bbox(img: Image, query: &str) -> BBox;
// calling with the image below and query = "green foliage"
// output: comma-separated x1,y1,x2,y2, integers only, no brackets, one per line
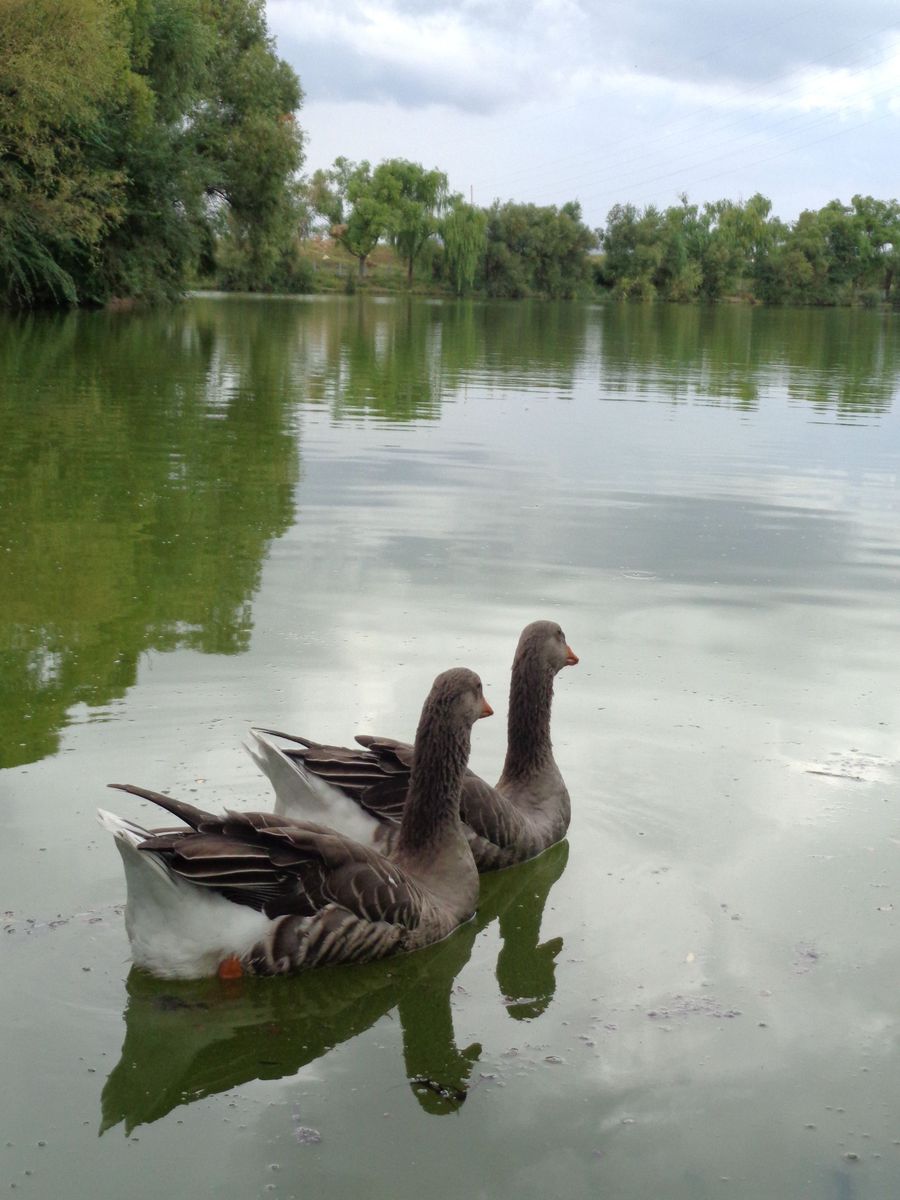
307,157,448,285
192,0,305,289
371,158,448,284
439,197,488,295
308,158,393,277
599,203,665,299
481,200,595,298
0,0,130,304
7,0,897,310
599,192,900,307
0,0,305,308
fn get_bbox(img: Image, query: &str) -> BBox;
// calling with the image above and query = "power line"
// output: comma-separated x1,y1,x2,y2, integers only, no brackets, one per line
474,29,896,198
521,68,900,211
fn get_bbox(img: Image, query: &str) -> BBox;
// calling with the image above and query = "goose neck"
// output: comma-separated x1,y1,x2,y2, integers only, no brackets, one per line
503,656,555,780
398,705,470,856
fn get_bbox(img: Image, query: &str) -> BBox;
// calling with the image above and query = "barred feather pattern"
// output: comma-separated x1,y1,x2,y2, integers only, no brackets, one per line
106,784,462,977
242,906,409,975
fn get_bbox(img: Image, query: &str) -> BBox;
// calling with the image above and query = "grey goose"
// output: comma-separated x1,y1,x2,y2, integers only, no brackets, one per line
249,621,578,872
98,668,492,979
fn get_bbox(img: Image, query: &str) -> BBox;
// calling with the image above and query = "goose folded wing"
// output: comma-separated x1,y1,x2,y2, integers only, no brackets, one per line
289,740,399,803
350,736,415,823
139,814,427,929
352,737,520,847
458,777,527,851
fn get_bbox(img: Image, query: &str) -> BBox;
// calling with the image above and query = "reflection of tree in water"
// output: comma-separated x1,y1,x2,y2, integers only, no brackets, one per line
0,296,590,768
599,303,900,414
99,841,568,1131
299,299,589,423
0,303,301,767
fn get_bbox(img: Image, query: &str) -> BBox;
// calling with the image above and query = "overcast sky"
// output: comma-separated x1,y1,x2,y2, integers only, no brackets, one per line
267,0,900,229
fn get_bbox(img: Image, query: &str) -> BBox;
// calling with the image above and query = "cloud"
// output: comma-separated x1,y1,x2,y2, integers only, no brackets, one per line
267,0,900,225
268,0,563,112
269,0,900,113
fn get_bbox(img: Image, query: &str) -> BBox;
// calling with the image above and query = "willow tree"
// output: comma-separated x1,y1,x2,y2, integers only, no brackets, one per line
373,158,448,285
440,196,487,295
850,194,900,300
193,0,305,290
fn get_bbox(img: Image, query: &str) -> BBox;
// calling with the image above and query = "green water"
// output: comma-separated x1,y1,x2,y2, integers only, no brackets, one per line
2,296,900,1199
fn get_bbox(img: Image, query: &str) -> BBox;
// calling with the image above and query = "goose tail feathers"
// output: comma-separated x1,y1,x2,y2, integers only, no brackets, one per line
244,730,381,847
97,807,271,979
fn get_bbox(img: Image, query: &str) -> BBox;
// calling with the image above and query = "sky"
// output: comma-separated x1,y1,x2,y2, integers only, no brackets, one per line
266,0,900,230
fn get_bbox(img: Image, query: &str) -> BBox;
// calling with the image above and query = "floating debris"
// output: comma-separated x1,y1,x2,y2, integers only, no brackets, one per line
793,943,822,974
647,995,741,1020
409,1076,468,1104
800,750,894,784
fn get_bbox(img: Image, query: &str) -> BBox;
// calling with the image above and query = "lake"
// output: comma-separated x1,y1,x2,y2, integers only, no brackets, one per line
2,295,899,1199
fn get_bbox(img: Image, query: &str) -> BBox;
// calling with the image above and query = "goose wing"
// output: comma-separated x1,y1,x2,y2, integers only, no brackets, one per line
253,730,414,825
356,737,528,854
250,731,530,865
108,784,427,928
352,735,415,823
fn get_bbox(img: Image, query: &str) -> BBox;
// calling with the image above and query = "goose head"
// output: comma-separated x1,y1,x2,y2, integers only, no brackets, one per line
515,620,579,676
427,666,494,727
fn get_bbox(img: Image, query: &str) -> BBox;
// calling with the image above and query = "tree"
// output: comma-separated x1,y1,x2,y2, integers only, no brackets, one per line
653,197,704,301
598,203,665,299
371,159,448,285
482,200,594,298
190,0,305,290
309,157,392,277
531,200,596,296
850,194,900,301
0,0,130,304
601,193,784,303
439,196,487,295
0,0,305,307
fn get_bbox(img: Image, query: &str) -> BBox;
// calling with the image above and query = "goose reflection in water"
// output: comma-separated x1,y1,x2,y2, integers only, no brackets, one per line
100,841,568,1131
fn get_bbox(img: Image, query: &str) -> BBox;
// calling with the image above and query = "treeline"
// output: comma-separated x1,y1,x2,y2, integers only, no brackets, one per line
5,1,900,309
306,156,595,298
0,0,305,307
597,193,900,307
305,163,900,308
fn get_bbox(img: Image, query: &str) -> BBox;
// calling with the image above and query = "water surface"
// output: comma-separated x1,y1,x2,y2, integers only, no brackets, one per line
2,297,900,1199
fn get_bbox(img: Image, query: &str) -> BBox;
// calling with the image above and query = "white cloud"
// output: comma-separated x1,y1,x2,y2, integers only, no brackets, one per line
266,1,900,224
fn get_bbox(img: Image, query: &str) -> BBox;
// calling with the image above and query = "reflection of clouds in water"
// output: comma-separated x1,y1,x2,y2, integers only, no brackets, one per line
285,442,876,611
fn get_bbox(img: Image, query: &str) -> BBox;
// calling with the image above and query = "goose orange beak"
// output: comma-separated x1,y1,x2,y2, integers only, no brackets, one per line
565,645,579,666
480,697,494,718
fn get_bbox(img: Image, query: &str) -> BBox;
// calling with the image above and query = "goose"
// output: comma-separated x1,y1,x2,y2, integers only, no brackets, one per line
248,620,578,872
98,668,492,979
